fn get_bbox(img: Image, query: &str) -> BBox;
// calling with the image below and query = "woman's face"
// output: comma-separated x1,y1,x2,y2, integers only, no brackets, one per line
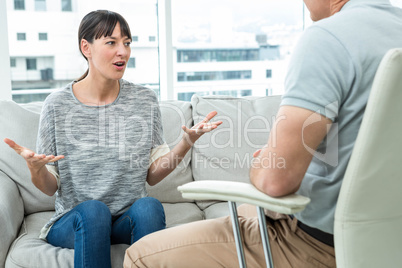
84,22,132,81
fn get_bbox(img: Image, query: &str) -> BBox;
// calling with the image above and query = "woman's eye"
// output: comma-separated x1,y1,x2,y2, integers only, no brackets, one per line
125,42,131,46
106,41,115,45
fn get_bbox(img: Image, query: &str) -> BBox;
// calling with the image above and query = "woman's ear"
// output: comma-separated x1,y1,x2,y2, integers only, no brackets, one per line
81,39,91,59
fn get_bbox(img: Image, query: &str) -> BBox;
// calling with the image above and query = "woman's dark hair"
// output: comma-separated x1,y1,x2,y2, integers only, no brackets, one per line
77,10,132,81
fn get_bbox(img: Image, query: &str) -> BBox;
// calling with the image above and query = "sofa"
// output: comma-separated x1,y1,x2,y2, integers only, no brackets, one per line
0,94,281,268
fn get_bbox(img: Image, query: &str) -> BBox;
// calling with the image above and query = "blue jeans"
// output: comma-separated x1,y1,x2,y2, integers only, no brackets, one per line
47,197,166,268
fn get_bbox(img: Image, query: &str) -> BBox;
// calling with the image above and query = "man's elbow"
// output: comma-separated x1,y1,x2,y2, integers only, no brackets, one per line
251,170,301,198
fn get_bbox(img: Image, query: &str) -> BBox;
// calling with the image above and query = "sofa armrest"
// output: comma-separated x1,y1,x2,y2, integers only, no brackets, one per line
178,181,310,214
0,171,24,267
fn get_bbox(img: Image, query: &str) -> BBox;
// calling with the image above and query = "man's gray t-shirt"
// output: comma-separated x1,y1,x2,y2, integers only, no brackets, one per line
281,0,402,234
37,79,165,234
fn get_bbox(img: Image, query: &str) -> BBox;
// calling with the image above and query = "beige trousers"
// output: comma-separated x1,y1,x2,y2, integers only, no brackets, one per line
124,205,335,268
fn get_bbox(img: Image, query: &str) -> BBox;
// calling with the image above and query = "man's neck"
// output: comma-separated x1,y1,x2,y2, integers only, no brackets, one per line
330,0,350,15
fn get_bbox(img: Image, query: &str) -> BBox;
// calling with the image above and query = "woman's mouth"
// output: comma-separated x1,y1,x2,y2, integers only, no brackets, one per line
113,61,126,70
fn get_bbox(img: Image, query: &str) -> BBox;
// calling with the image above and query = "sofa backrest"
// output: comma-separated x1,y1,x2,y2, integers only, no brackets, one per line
0,95,282,213
190,95,282,209
146,100,194,203
0,100,55,215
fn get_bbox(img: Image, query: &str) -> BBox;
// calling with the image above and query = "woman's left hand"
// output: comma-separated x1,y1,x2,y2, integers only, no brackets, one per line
182,111,222,146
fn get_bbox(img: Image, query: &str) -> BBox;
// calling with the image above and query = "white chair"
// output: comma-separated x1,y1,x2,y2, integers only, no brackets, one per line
178,48,402,268
334,48,402,268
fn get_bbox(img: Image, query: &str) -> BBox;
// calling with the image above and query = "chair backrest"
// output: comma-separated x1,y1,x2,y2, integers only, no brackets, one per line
334,48,402,268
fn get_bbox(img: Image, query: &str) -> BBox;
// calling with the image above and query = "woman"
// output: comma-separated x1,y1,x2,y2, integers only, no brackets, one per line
4,10,221,268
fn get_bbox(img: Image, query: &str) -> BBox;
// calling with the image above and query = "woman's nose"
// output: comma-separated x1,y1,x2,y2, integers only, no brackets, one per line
117,43,129,57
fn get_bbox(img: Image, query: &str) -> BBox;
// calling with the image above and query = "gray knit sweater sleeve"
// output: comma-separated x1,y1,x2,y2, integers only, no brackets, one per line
36,80,165,234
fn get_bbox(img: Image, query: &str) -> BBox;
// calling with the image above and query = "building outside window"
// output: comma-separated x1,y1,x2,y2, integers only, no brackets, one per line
38,33,48,41
4,0,308,103
17,33,26,41
5,0,159,103
128,58,135,68
266,88,273,96
61,0,72,11
177,49,260,63
10,58,17,68
178,70,252,82
26,58,37,70
35,0,46,11
172,0,305,100
14,0,25,10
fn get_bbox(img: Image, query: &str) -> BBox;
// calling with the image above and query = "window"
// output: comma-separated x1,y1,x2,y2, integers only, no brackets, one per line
266,88,273,96
26,58,37,70
5,0,159,103
17,33,26,41
178,70,251,82
35,0,46,11
4,0,305,103
149,36,156,42
172,0,304,98
14,0,25,10
39,33,48,41
61,0,72,11
128,58,136,68
177,49,260,63
132,36,139,42
178,89,252,101
10,58,16,68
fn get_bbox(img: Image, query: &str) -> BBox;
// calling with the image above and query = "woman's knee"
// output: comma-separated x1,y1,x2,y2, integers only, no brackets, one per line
132,197,164,216
76,200,111,226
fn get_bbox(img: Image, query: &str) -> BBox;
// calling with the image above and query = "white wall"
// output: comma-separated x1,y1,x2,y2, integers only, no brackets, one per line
0,0,12,100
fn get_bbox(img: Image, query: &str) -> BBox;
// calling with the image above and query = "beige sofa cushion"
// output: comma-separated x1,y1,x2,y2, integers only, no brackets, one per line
5,211,128,268
0,100,55,215
5,203,203,268
190,95,281,209
147,100,194,203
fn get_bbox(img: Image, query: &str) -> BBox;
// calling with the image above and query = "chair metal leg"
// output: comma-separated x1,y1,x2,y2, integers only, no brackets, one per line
257,206,274,268
228,201,247,268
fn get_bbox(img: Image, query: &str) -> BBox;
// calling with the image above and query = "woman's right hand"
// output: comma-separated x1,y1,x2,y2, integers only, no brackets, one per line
3,138,64,172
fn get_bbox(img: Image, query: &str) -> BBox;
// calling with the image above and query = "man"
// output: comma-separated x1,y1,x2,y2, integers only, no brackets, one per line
124,0,402,267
